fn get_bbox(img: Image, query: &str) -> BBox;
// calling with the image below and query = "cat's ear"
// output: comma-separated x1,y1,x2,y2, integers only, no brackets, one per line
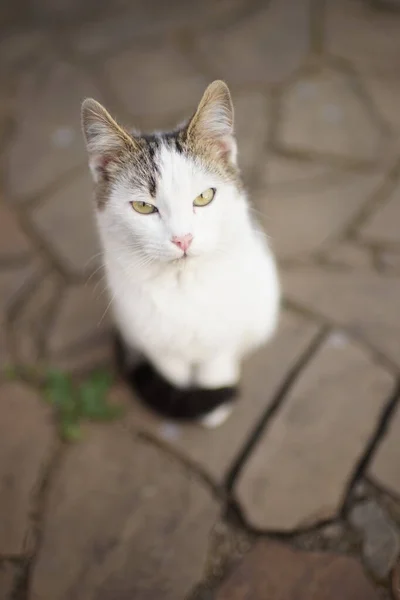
81,98,136,182
187,80,236,163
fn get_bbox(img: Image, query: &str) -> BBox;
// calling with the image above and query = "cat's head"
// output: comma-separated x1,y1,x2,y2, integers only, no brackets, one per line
82,81,244,264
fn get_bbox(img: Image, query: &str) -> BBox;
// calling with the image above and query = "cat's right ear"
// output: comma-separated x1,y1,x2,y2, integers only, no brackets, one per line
81,99,136,182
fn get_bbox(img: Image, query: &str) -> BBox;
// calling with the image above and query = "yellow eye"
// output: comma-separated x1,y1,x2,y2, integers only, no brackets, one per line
193,187,216,207
131,201,158,215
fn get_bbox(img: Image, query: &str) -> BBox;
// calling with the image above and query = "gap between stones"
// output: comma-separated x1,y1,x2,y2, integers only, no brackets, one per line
11,443,64,600
342,378,400,516
224,326,329,492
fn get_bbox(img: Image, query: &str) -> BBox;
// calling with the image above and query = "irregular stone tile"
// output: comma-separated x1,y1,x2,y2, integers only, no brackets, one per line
215,540,380,600
369,403,400,497
235,92,269,184
0,30,46,74
30,171,100,276
277,68,382,160
13,273,61,365
0,262,40,369
321,242,372,269
236,335,393,530
350,500,400,580
365,77,400,140
105,39,208,117
0,204,32,260
277,66,382,161
51,333,113,374
0,382,56,555
71,0,248,57
30,0,108,24
196,0,310,86
359,181,400,245
114,310,321,479
254,172,382,260
282,266,400,367
47,283,110,357
376,249,400,272
327,0,400,79
30,423,219,600
0,562,18,600
6,59,102,199
262,156,338,191
393,560,400,600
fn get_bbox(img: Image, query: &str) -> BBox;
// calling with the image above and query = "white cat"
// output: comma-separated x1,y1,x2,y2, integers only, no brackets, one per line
82,80,280,427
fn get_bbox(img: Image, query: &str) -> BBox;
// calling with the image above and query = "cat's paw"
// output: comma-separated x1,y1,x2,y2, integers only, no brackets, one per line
199,402,234,428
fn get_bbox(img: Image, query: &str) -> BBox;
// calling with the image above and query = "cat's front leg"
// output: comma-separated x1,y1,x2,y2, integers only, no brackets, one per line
192,354,239,428
148,351,192,388
195,354,240,389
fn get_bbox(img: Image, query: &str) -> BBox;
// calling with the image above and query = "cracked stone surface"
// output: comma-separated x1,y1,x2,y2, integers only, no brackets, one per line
321,241,372,269
0,562,18,600
196,0,310,85
0,262,42,369
255,171,382,260
105,40,208,118
29,171,100,276
6,59,103,200
283,267,400,367
47,283,110,357
0,382,56,556
1,1,400,597
215,540,381,600
359,179,400,245
12,272,60,365
277,66,383,161
369,403,400,497
236,336,393,530
30,424,219,600
70,0,250,57
0,204,32,260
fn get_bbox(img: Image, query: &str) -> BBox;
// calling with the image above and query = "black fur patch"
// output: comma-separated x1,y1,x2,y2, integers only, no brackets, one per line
114,333,237,421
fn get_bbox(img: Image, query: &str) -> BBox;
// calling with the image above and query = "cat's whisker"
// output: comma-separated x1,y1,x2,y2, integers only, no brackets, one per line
85,262,106,286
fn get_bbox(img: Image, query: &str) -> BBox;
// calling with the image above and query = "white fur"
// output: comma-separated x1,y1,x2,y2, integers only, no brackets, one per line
200,403,234,428
96,144,280,392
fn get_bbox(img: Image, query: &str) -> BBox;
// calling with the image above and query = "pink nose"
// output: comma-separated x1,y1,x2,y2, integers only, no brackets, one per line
171,234,193,253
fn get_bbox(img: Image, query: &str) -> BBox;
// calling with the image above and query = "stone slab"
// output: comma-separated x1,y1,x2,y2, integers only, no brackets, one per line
215,540,380,600
282,266,400,367
196,0,310,86
369,402,400,497
6,59,102,199
278,66,382,161
236,335,393,530
30,424,219,600
0,383,56,555
359,180,400,245
30,171,100,276
255,172,382,260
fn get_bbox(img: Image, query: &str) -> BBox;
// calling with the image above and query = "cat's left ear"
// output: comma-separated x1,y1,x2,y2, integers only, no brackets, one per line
81,98,137,182
187,80,237,164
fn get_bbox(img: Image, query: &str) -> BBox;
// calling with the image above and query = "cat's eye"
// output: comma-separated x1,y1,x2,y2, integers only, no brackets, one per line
193,187,216,207
131,201,158,215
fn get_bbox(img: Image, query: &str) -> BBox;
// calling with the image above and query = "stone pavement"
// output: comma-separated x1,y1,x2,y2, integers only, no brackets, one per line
1,0,400,598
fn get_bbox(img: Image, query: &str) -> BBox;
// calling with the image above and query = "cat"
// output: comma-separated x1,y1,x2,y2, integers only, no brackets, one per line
81,80,280,428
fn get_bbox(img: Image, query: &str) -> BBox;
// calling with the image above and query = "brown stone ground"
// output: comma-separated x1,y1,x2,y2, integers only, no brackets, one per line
1,0,400,598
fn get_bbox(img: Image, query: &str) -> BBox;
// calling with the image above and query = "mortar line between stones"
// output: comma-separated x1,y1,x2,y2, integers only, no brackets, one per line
341,377,400,517
11,442,65,600
135,430,225,502
224,326,329,492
